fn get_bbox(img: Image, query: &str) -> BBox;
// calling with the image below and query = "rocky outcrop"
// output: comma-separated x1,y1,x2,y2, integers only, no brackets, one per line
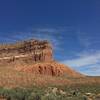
0,39,84,77
0,39,53,63
15,62,84,77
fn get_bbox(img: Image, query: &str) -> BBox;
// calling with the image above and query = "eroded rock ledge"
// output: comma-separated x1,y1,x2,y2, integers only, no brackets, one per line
0,39,84,77
0,39,53,64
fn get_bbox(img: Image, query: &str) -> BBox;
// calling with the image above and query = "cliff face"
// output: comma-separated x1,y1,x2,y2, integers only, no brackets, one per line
0,39,53,63
0,39,84,77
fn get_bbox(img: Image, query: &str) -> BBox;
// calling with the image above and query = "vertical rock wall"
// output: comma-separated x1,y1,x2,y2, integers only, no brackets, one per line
0,39,53,63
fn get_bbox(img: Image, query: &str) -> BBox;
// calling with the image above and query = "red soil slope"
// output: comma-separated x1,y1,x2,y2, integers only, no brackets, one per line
15,61,84,78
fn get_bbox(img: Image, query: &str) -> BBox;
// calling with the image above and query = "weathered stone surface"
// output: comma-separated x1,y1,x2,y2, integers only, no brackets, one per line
0,39,84,77
0,39,53,63
15,62,84,77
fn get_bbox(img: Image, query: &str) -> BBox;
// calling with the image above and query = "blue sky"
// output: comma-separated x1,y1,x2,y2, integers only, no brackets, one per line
0,0,100,76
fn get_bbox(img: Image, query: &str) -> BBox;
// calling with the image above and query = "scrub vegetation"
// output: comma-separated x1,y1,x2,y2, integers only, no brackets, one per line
0,84,100,100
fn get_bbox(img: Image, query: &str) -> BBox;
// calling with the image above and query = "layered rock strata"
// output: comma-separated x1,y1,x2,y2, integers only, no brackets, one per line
0,39,84,77
0,39,53,64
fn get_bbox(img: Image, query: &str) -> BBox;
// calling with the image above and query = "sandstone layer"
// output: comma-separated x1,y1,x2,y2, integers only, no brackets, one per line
0,39,53,64
0,39,84,77
15,62,83,77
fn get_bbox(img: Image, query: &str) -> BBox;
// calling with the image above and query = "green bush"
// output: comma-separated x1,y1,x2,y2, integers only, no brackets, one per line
28,93,41,100
0,84,99,100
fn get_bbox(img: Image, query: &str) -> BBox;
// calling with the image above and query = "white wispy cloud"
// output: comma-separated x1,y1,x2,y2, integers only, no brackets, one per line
80,63,100,76
62,51,100,76
62,51,100,67
0,27,66,52
32,28,59,33
77,32,100,49
1,27,100,76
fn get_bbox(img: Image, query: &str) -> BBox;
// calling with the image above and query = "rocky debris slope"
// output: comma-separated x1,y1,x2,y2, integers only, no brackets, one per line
15,62,84,77
0,39,53,63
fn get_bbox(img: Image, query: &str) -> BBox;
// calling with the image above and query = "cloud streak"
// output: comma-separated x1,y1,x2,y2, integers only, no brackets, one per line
0,26,100,76
62,51,100,76
0,27,66,52
62,51,100,67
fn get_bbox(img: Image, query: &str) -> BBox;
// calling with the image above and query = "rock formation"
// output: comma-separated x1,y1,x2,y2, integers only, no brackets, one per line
0,39,84,77
15,62,83,77
0,39,53,63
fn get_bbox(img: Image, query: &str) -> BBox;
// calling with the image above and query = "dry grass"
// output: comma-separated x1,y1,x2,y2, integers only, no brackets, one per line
0,66,71,88
0,66,100,88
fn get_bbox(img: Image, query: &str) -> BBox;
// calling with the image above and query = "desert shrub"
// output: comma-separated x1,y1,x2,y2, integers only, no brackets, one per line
28,93,41,100
41,92,66,100
83,96,88,100
0,87,30,100
0,84,99,100
42,93,57,100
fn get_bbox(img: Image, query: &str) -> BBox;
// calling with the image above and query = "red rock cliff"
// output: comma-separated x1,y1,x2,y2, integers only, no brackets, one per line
0,39,53,63
0,39,84,77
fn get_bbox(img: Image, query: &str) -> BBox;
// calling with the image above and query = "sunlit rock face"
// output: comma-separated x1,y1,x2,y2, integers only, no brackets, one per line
0,39,84,77
0,39,53,63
